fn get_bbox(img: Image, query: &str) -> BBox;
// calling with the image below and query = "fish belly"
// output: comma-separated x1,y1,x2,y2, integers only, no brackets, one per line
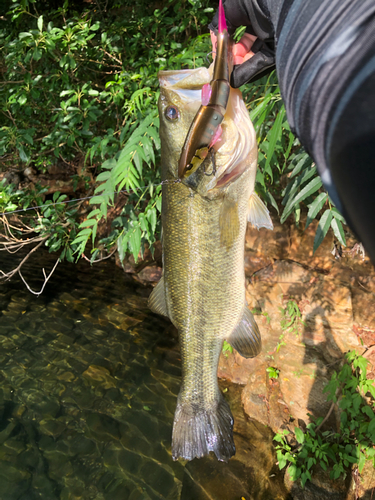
162,174,250,461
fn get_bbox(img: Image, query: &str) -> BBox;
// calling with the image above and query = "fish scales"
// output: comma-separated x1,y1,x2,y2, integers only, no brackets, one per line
149,67,273,462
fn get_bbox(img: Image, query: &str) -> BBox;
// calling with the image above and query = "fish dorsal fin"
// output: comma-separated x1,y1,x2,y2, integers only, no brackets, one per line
219,198,240,250
226,307,262,358
148,277,169,318
248,193,273,230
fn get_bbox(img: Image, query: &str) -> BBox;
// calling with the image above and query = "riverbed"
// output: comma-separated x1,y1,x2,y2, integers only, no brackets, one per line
0,251,290,499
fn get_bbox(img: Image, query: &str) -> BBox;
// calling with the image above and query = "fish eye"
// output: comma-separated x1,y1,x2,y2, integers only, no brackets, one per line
165,105,179,121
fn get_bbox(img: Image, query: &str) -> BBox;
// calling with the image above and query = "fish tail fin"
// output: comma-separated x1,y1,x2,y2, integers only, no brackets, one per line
172,394,235,462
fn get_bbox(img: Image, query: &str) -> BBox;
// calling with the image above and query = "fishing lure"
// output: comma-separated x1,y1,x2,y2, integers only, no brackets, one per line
177,0,233,179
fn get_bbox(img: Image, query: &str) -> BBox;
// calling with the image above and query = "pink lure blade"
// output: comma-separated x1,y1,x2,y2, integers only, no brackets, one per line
218,0,227,33
209,124,223,149
201,83,212,106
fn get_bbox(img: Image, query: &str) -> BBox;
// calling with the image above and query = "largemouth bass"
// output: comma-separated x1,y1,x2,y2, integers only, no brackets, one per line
149,67,273,462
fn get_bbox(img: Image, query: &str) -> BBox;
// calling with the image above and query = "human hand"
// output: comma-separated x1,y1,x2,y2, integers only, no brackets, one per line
209,0,275,87
210,31,257,65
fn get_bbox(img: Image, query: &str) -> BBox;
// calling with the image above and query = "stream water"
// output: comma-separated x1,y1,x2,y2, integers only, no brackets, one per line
0,251,290,500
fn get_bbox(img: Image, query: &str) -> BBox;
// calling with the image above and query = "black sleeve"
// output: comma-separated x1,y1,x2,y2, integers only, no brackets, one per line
210,0,375,263
274,0,375,262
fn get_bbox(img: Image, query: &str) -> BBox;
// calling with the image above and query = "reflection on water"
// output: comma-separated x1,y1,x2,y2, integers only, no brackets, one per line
0,252,290,500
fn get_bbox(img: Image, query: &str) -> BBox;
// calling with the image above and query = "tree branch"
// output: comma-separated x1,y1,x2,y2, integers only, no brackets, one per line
81,245,117,263
18,257,59,297
0,237,48,281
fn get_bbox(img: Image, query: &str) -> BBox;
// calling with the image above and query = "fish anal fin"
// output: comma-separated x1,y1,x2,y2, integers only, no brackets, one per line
219,198,240,250
227,307,262,358
248,193,273,230
172,394,235,462
148,277,169,318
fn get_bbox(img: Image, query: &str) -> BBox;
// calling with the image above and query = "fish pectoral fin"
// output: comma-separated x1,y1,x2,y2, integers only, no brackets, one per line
148,276,169,318
248,193,274,230
227,307,262,358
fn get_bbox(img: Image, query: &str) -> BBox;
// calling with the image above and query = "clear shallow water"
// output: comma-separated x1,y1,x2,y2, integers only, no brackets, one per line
0,251,289,500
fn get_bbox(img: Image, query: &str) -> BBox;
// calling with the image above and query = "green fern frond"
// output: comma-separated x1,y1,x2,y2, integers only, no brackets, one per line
72,109,160,261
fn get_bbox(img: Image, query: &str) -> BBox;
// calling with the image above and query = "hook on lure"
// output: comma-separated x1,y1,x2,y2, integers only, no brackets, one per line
177,0,233,180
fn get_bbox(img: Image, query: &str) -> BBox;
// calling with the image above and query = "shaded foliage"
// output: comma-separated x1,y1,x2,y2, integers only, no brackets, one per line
0,0,346,269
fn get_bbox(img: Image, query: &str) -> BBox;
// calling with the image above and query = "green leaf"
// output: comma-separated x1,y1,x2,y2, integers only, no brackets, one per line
331,218,346,246
96,171,111,182
307,457,315,470
117,232,129,263
18,145,29,163
263,106,285,174
288,464,298,480
22,133,34,145
156,195,162,213
290,175,322,209
89,195,106,206
249,93,272,122
290,153,311,178
368,418,375,434
79,219,97,228
33,47,42,61
281,176,322,223
357,356,368,373
18,94,27,105
147,208,157,233
295,427,305,444
278,455,287,470
129,226,142,262
331,207,346,224
358,451,366,473
362,406,374,418
305,192,327,229
313,209,333,253
37,15,43,31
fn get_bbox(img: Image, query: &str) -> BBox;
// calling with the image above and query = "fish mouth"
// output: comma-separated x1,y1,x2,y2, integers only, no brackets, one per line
158,67,257,196
158,68,210,88
158,68,211,103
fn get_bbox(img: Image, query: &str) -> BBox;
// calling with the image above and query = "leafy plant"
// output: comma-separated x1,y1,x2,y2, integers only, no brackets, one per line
72,111,161,262
0,0,213,273
274,351,375,487
266,366,280,379
279,299,306,337
251,308,271,324
222,340,233,358
273,299,306,353
244,71,347,253
0,2,349,283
